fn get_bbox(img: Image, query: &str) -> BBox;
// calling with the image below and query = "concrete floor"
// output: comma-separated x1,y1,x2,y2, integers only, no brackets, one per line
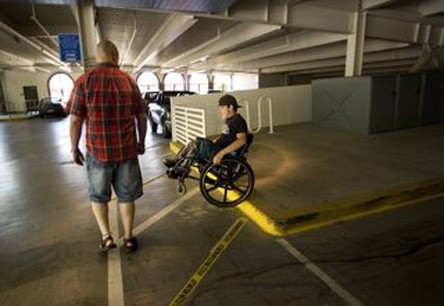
1,118,443,306
247,123,444,218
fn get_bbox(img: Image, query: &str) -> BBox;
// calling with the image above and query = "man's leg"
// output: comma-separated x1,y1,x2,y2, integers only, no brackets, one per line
86,154,114,250
119,202,135,239
91,202,111,236
114,158,143,252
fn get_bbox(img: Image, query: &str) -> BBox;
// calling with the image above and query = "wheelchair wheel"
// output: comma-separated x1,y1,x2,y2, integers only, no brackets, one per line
199,157,255,207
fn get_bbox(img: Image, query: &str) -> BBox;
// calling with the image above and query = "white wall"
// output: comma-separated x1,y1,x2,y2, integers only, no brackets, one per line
1,71,82,112
2,71,48,112
171,85,312,138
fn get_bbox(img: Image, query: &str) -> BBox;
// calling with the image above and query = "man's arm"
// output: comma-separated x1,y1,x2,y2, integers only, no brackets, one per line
129,77,147,155
70,114,85,165
67,76,87,166
213,132,247,164
136,112,147,155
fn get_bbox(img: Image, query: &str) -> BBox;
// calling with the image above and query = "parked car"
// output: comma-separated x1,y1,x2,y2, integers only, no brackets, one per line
142,91,159,106
38,97,67,118
147,91,196,137
208,90,222,94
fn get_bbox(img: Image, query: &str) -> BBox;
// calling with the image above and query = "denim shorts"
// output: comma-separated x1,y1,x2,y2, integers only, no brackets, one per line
195,137,222,161
86,154,143,203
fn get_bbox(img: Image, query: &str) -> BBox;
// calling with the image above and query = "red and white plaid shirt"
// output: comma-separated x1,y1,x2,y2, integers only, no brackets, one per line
67,63,144,163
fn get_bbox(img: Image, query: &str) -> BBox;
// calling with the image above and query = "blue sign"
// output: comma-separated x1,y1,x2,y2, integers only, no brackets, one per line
58,33,81,63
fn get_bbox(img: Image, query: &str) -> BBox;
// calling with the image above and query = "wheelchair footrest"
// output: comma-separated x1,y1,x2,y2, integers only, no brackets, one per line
166,167,189,180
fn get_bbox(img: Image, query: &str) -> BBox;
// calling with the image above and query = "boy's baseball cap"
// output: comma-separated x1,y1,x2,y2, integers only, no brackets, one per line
218,94,242,108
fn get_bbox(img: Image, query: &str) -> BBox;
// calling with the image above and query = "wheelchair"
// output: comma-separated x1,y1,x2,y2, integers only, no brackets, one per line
166,134,255,207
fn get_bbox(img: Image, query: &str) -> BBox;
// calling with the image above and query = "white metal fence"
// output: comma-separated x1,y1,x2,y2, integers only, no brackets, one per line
173,106,206,145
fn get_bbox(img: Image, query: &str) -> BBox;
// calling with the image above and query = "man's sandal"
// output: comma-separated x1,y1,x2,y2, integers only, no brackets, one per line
123,237,138,253
100,234,117,253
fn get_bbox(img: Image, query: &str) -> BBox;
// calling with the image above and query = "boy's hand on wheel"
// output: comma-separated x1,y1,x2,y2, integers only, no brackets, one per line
72,148,84,166
213,152,225,165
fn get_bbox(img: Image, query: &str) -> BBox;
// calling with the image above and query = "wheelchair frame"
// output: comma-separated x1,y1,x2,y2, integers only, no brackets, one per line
167,135,255,207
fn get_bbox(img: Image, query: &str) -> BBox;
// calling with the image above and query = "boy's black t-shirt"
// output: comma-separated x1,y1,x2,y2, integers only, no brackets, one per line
215,114,248,148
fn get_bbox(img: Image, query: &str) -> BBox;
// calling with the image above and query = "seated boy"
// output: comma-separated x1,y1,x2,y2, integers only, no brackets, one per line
164,94,248,169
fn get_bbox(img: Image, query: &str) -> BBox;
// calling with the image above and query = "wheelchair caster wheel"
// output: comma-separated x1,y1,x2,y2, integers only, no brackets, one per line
177,183,187,195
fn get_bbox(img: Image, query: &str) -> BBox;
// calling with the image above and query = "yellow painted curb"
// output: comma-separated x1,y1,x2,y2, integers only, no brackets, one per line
169,141,444,237
169,141,181,154
169,141,284,236
283,191,444,236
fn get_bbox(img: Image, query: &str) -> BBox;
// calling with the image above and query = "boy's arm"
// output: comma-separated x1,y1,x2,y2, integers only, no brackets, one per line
213,132,247,164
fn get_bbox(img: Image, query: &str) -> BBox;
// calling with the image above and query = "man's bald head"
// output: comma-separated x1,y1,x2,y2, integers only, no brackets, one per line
95,40,119,65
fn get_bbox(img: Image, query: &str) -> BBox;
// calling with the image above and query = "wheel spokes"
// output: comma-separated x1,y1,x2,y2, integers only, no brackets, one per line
201,158,253,207
231,183,247,195
231,169,247,182
206,185,219,192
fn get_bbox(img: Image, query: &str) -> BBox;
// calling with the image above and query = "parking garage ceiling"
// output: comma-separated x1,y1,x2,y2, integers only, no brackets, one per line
0,0,443,77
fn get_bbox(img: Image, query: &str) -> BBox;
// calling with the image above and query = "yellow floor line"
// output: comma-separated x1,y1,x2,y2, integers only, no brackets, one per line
169,217,248,305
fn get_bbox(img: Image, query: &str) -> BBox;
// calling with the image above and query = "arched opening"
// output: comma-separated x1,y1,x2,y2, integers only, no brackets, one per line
189,73,209,94
164,72,185,91
214,73,232,92
136,72,160,92
47,72,74,104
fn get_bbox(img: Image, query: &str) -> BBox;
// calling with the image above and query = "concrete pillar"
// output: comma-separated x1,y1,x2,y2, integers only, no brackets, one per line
76,0,97,70
159,73,165,91
153,72,163,91
208,72,214,91
345,9,366,77
185,73,191,91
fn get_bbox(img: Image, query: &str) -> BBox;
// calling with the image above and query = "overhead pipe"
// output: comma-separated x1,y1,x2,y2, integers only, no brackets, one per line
28,36,59,58
0,21,63,67
30,3,59,48
35,66,52,74
6,65,51,73
120,13,138,67
30,3,69,69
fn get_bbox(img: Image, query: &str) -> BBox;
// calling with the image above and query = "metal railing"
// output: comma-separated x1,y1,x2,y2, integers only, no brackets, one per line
243,96,274,134
173,106,206,145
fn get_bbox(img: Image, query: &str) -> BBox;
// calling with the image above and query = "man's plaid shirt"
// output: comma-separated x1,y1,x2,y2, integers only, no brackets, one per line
67,63,144,163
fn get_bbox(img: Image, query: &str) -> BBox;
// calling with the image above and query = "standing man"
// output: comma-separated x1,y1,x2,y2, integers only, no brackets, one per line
67,40,147,253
